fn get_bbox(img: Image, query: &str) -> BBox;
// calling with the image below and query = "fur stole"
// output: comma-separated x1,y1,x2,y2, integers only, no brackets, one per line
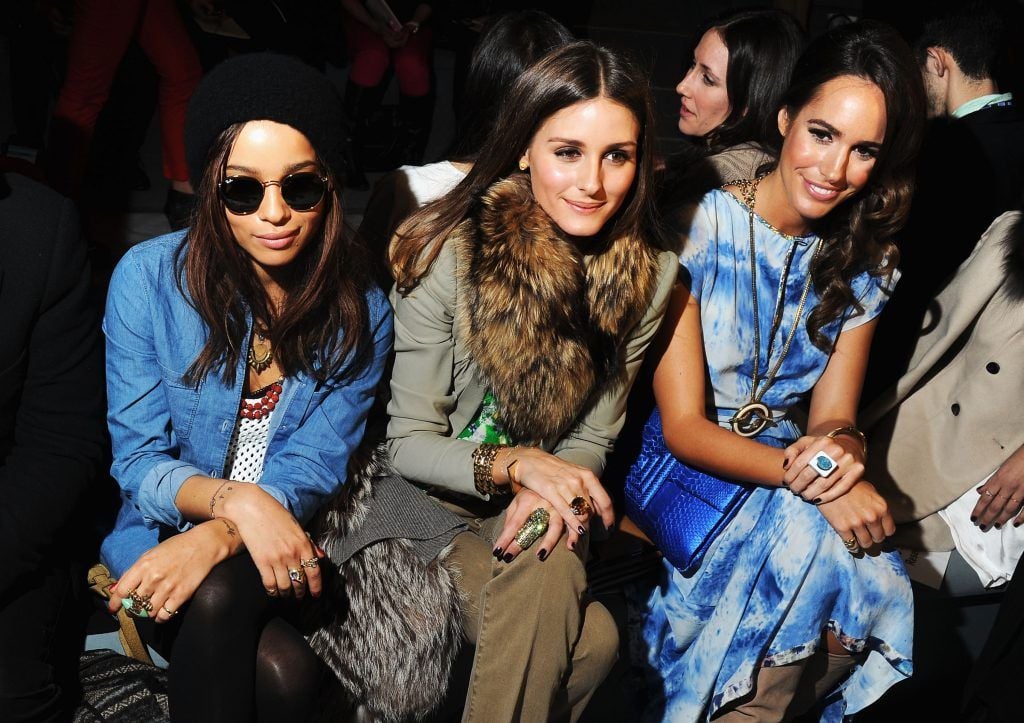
454,174,662,445
303,434,463,722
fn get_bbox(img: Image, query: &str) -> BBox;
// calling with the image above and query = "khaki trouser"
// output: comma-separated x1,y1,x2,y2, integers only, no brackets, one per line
439,498,619,723
713,651,858,722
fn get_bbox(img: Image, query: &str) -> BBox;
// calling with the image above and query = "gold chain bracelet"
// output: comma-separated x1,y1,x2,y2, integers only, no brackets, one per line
472,443,511,496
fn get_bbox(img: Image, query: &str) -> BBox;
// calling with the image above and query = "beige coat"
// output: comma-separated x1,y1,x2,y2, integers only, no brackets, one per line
863,211,1024,550
386,176,677,499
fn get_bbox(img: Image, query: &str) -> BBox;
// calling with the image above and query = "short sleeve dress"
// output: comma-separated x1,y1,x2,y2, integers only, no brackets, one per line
642,189,913,721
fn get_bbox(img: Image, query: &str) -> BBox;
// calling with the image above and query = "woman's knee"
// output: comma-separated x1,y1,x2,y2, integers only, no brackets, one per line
578,597,620,678
187,556,264,623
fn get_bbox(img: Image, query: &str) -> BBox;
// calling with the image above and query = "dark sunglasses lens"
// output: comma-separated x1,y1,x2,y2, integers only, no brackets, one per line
220,177,264,213
281,173,327,210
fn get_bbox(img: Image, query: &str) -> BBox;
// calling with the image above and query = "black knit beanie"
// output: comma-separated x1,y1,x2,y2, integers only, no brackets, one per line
184,53,345,188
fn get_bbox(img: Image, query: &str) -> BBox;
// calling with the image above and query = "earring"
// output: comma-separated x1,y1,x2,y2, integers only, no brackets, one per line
518,159,528,171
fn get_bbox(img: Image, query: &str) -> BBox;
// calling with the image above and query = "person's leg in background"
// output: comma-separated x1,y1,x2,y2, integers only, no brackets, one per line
136,0,203,229
342,19,391,189
392,28,434,167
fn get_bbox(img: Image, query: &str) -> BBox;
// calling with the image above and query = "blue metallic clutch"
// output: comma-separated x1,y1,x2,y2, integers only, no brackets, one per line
624,408,755,576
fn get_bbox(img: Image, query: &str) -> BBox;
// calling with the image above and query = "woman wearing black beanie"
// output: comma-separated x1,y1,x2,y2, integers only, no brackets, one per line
97,53,461,721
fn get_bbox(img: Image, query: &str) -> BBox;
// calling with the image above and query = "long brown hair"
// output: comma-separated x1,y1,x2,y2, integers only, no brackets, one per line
176,122,375,387
770,21,925,350
391,41,660,292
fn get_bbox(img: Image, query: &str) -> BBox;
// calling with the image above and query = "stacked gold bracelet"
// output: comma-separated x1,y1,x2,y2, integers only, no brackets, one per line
472,443,510,496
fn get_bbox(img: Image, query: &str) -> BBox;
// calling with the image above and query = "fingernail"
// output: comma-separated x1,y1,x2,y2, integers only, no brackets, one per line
782,480,790,487
538,549,548,561
1015,521,1022,528
783,459,789,470
577,525,586,536
812,498,822,505
493,547,503,559
980,525,988,531
971,516,977,522
995,523,1002,529
502,553,514,563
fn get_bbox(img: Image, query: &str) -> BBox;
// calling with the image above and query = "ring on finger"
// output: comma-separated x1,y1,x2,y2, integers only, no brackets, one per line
810,451,838,478
162,605,179,618
569,496,592,517
265,586,278,596
288,568,305,584
513,508,550,551
300,557,319,569
984,490,996,497
843,537,859,551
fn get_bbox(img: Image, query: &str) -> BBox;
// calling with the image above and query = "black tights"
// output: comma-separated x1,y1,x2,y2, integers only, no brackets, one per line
148,554,325,723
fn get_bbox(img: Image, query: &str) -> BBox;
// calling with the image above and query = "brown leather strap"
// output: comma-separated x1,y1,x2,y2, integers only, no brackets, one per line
86,562,154,665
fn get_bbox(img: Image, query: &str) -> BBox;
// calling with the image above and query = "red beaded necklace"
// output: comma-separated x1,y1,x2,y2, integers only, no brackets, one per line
239,380,283,420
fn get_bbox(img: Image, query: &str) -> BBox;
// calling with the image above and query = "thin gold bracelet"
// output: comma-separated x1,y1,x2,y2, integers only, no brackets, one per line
826,426,868,458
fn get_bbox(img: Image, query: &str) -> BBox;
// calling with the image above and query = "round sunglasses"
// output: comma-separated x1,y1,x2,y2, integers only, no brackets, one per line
218,172,329,215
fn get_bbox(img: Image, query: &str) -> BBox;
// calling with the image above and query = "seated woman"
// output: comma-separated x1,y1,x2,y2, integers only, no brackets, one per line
387,41,678,722
662,8,804,208
99,54,393,721
639,21,925,722
357,9,574,276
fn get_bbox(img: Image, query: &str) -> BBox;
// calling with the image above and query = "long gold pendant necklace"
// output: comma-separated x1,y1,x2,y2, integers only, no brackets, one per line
728,175,823,438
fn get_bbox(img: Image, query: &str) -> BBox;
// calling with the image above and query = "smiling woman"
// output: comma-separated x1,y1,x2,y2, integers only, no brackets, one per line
386,41,677,721
637,21,926,722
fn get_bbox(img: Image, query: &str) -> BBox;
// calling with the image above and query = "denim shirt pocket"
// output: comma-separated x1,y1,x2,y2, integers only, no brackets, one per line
158,362,201,440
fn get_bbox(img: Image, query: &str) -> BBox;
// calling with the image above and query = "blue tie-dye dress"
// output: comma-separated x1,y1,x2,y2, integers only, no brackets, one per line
642,189,913,721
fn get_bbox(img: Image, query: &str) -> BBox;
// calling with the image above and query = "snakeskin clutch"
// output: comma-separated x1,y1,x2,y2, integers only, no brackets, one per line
624,408,755,576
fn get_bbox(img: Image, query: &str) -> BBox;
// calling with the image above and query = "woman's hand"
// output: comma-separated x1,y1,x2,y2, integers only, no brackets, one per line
492,489,568,562
216,483,323,598
497,447,614,540
109,519,238,622
782,434,866,504
971,444,1024,530
815,480,895,551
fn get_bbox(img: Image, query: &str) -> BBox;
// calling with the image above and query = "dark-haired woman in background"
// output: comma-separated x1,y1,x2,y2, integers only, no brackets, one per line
664,8,804,203
100,54,392,721
641,22,924,721
357,9,573,274
387,41,677,721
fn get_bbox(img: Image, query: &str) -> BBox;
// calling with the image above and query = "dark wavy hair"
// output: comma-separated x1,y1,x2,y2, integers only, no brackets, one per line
769,21,925,350
175,122,375,388
451,10,574,161
391,41,659,292
700,8,805,149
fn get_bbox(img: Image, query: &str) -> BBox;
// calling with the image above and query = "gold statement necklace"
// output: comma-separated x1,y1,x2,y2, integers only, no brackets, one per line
248,328,273,373
728,175,824,438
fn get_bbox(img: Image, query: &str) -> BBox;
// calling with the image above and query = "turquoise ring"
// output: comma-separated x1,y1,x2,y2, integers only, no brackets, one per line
121,597,150,619
810,451,838,478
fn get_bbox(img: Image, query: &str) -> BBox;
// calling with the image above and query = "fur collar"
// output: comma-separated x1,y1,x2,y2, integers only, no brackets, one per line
454,173,662,445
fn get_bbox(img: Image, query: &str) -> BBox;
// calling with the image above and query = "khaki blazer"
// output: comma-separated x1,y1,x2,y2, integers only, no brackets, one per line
863,211,1024,550
387,239,677,499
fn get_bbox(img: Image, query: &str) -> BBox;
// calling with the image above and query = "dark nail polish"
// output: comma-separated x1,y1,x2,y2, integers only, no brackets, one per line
996,523,1002,529
493,547,503,558
578,525,586,536
502,553,514,563
812,498,822,505
980,525,988,531
971,516,977,523
538,549,548,561
568,541,575,551
782,480,790,487
783,460,789,470
1015,521,1022,528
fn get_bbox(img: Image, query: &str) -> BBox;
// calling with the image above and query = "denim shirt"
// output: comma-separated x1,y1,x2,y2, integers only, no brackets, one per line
100,232,393,576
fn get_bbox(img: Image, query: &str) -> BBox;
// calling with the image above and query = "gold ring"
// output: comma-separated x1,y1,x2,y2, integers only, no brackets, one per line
288,568,305,584
162,606,179,618
129,589,153,612
513,508,550,551
569,496,592,517
843,537,859,551
265,586,278,596
985,490,996,497
300,557,319,569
